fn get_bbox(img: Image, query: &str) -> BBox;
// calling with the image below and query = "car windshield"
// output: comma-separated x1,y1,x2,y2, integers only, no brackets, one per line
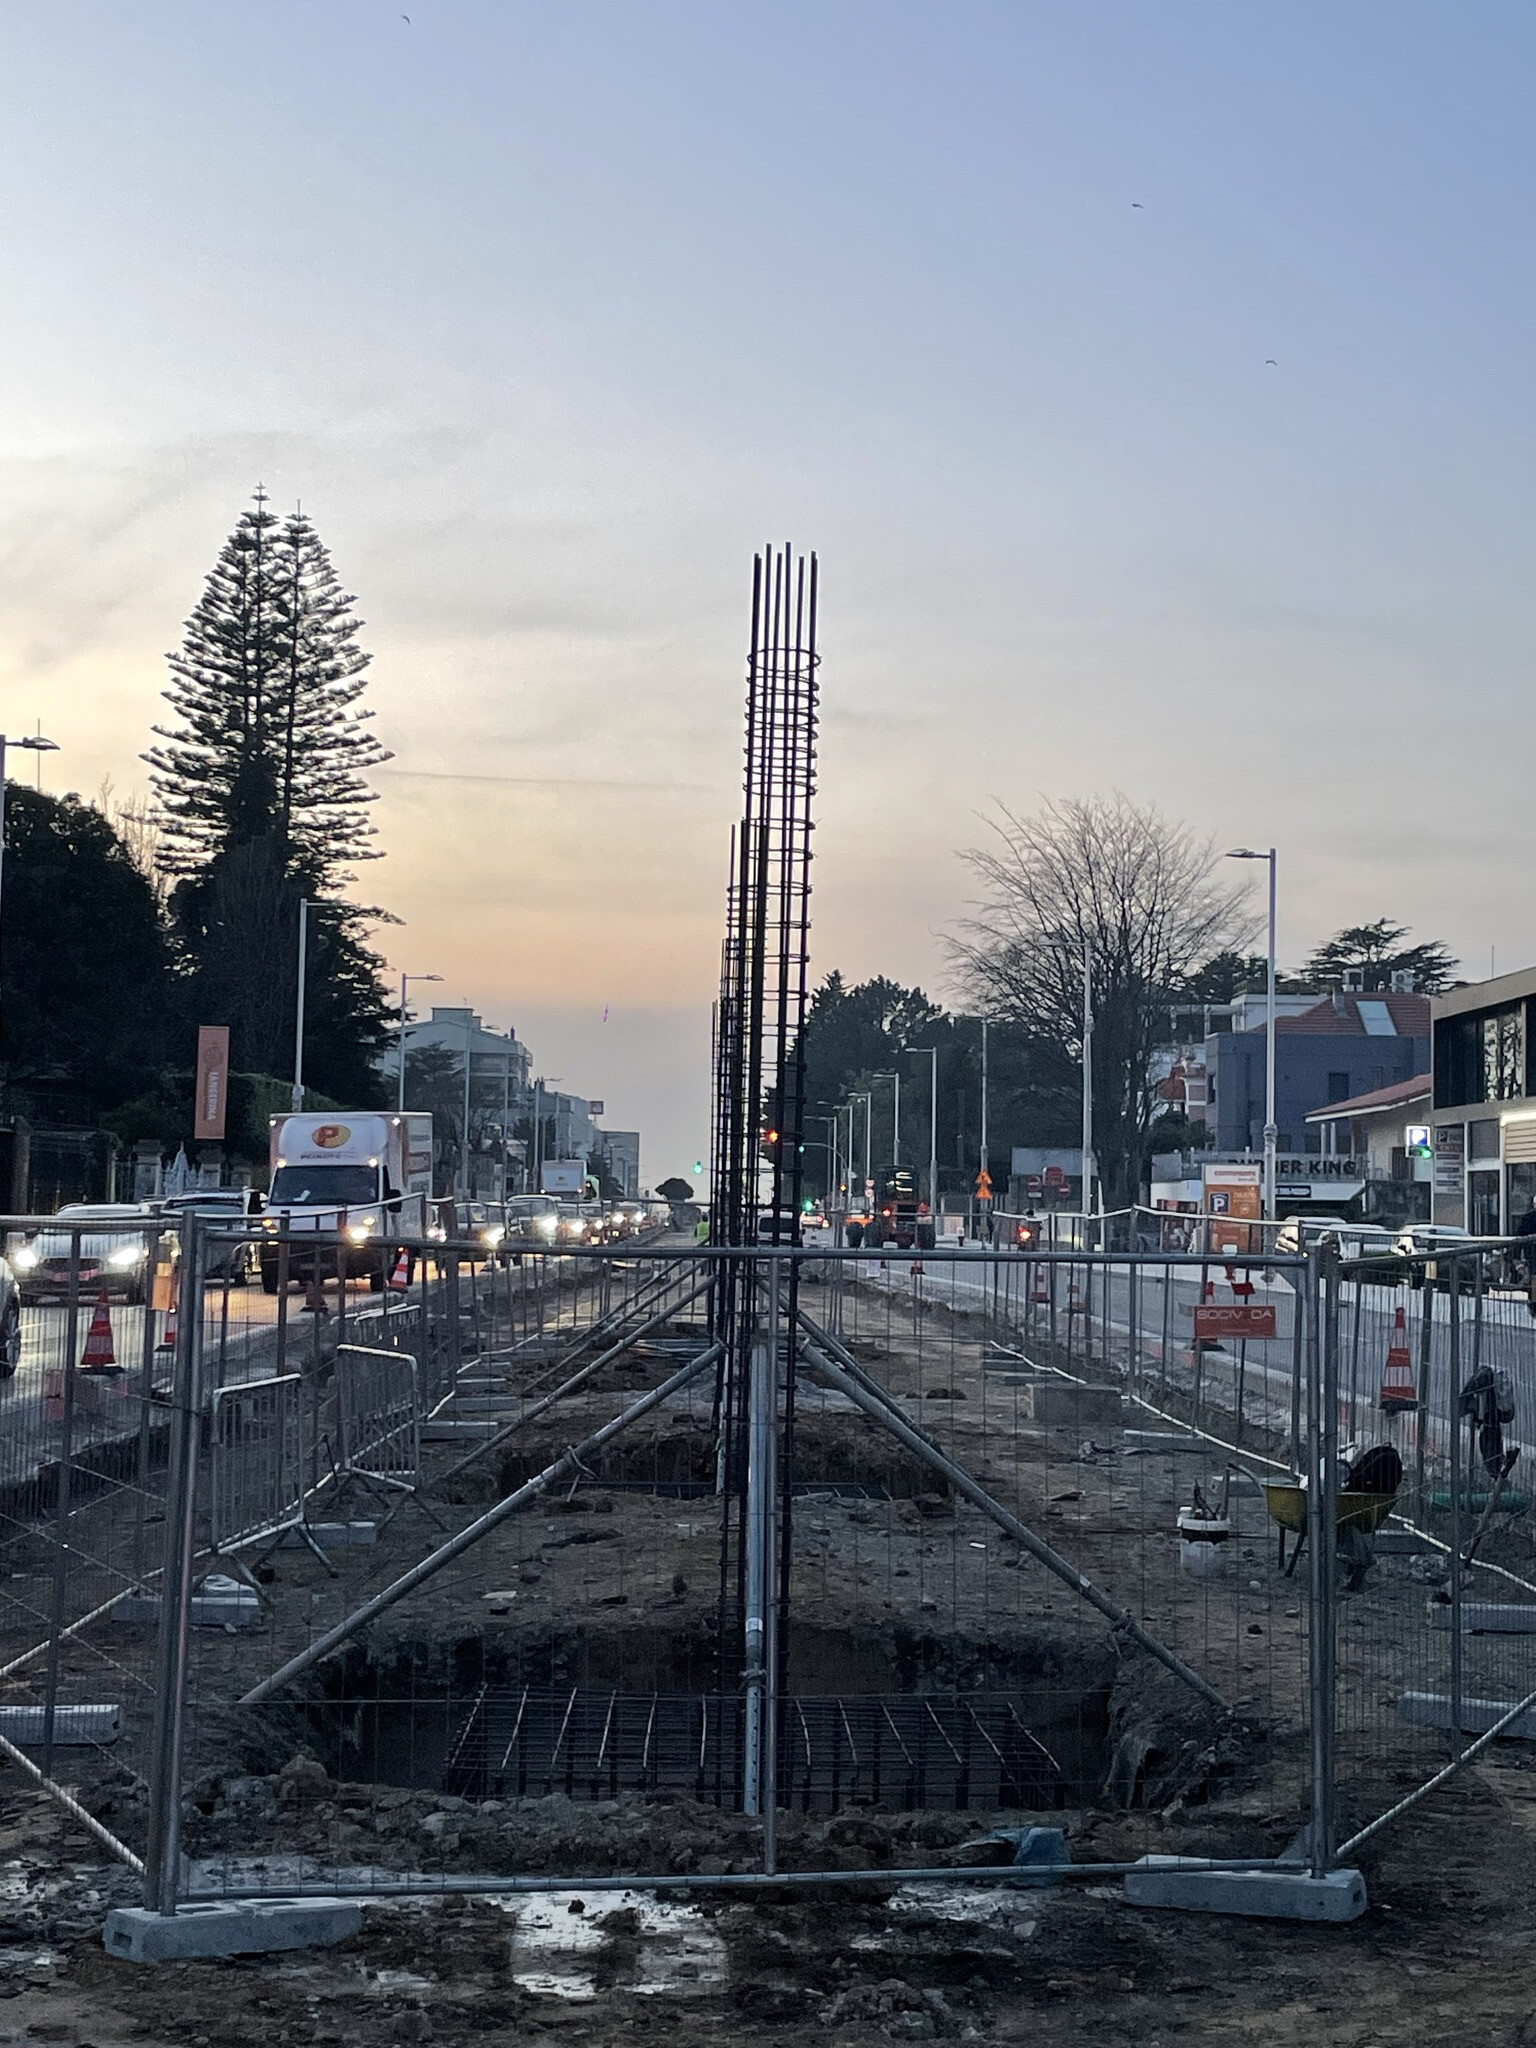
269,1165,379,1206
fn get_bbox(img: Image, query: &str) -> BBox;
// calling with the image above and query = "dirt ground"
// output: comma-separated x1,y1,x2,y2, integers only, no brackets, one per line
0,1764,1533,2048
1,1261,1534,2043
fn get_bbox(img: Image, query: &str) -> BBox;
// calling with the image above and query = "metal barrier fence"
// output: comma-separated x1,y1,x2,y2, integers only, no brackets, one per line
6,1219,1536,1923
209,1373,304,1554
335,1345,421,1507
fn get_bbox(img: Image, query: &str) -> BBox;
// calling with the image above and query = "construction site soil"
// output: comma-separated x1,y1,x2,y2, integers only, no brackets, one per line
0,1263,1528,2042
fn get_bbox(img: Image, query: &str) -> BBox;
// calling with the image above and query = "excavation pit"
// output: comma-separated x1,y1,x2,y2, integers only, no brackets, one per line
277,1623,1121,1816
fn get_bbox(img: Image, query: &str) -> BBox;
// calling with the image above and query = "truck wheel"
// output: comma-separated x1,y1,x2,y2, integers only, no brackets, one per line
261,1260,279,1295
367,1260,385,1293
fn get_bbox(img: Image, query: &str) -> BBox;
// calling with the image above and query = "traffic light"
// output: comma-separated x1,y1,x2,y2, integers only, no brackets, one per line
1014,1220,1039,1249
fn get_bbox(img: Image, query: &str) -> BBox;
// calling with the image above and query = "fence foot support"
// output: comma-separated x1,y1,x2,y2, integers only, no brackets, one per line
1123,1859,1366,1923
104,1899,362,1963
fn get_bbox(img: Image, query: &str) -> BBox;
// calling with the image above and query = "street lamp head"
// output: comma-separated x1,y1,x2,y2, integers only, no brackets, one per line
1226,847,1260,860
14,737,58,753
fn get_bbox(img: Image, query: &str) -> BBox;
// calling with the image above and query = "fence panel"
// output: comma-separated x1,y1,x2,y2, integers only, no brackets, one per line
209,1373,304,1553
336,1344,420,1500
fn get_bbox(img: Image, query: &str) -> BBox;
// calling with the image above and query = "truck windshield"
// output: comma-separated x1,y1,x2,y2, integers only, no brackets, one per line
269,1165,380,1206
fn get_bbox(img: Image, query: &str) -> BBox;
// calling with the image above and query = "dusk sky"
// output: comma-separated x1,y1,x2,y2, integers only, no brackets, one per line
7,2,1536,1180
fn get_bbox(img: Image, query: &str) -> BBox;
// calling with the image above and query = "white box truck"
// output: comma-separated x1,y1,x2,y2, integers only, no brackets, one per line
260,1111,434,1292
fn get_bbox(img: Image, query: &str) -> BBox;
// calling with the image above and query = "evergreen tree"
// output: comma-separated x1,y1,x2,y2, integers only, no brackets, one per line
146,491,390,883
145,491,395,1098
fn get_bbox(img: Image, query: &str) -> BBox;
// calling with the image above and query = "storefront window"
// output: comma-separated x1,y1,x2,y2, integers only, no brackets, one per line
1508,1162,1536,1229
1483,1008,1525,1101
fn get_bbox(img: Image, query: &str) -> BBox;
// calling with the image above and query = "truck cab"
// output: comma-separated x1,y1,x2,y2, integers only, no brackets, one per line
261,1111,433,1291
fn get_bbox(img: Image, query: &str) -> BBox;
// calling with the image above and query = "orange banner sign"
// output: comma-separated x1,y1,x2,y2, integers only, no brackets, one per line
194,1025,230,1141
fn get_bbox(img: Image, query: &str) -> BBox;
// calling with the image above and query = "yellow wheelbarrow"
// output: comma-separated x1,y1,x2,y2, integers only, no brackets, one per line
1261,1480,1397,1577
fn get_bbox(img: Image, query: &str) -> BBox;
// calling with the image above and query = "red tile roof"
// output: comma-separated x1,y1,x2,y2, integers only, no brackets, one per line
1255,994,1432,1037
1303,1072,1432,1121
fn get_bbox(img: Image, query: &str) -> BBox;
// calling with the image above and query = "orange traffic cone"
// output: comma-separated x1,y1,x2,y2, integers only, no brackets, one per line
1379,1307,1419,1413
388,1247,411,1291
80,1289,119,1374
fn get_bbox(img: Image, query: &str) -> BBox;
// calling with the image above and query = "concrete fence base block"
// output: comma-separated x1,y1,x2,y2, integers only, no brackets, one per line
1398,1691,1536,1737
1123,1430,1202,1454
1123,1858,1367,1923
104,1899,362,1963
1425,1600,1536,1634
0,1704,119,1746
1026,1383,1123,1429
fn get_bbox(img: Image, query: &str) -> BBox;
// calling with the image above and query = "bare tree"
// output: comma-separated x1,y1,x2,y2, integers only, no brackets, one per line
949,795,1255,1208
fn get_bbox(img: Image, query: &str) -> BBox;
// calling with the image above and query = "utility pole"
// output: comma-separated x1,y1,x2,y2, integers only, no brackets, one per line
1081,938,1095,1238
1227,846,1280,1223
292,900,309,1114
980,1018,990,1232
460,1015,473,1199
397,973,443,1113
908,1048,939,1221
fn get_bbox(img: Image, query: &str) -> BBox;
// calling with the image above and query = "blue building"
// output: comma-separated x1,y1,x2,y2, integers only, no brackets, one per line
1204,992,1431,1156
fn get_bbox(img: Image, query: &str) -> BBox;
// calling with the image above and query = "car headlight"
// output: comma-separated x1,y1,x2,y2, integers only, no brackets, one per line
12,1247,37,1273
107,1245,145,1270
481,1226,505,1246
346,1223,374,1245
534,1215,558,1238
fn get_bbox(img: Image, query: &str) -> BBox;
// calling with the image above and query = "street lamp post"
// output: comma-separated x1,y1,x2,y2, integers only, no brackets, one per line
872,1071,900,1170
907,1048,939,1223
396,973,443,1112
1227,846,1279,1221
292,899,346,1113
851,1092,872,1199
0,734,60,938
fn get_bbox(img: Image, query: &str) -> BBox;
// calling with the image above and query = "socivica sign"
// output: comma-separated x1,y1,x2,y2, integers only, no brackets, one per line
1193,1303,1277,1341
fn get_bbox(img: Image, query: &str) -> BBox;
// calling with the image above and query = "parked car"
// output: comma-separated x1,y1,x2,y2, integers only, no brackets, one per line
155,1189,262,1284
1393,1223,1485,1292
13,1204,164,1305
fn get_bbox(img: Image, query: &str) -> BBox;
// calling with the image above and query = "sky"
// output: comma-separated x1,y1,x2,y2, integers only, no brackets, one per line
6,2,1536,1182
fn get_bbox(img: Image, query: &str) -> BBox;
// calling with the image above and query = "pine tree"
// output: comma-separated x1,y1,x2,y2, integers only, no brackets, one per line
145,491,284,871
145,491,395,1097
268,507,390,884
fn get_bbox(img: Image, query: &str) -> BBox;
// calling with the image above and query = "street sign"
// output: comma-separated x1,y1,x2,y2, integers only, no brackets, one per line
1192,1303,1277,1341
975,1169,993,1199
588,1100,605,1116
1044,1165,1067,1192
1027,1174,1043,1197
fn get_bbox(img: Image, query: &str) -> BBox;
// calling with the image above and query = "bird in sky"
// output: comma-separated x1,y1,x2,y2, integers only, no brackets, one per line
1265,358,1277,366
1131,202,1143,209
401,12,410,20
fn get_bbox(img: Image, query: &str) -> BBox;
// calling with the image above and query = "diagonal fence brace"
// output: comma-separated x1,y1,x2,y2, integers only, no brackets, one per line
238,1343,723,1707
798,1325,1229,1715
435,1278,712,1488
